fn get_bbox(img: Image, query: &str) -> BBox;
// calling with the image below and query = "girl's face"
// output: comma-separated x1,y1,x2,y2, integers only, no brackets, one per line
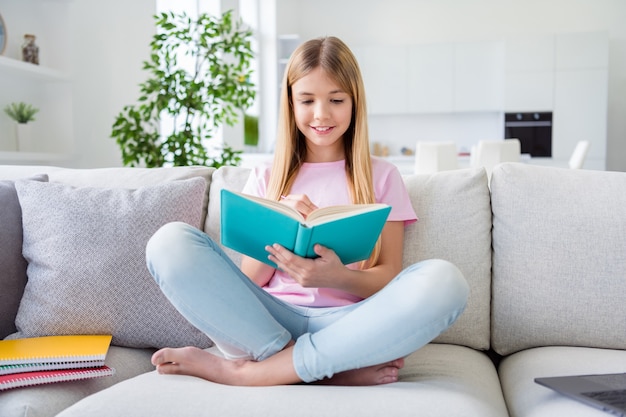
291,67,353,162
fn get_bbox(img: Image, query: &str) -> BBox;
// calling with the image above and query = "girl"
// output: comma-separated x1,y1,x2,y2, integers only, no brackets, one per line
146,36,468,386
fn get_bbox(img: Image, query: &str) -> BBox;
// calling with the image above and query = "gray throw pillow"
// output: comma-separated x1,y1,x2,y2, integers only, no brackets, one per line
0,174,48,340
13,177,213,349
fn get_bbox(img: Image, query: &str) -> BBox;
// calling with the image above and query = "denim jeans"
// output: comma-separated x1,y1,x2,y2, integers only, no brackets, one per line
146,221,469,383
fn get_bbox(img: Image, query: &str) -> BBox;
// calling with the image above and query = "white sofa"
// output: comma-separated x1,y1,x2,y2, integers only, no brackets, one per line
0,162,625,417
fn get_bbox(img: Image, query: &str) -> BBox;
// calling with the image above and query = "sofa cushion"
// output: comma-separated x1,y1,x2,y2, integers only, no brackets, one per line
491,163,626,355
206,166,492,350
47,166,214,226
204,166,252,265
0,174,47,340
12,177,213,349
402,168,492,350
55,344,508,417
0,346,155,417
499,346,626,417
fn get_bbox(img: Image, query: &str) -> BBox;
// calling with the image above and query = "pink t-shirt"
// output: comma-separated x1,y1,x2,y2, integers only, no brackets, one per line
241,157,417,307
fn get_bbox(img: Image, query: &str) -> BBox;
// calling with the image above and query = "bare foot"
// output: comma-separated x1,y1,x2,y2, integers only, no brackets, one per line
152,347,246,384
316,358,405,386
152,346,404,387
151,345,301,386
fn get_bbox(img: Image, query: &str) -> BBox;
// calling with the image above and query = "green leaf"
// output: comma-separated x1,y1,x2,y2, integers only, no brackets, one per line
109,9,254,167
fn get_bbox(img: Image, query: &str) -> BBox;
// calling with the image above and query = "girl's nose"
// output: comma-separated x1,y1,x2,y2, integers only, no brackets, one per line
314,101,330,120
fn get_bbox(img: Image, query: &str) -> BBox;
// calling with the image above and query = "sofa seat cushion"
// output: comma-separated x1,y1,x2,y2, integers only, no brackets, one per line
0,346,155,417
491,163,626,355
55,344,508,417
499,346,626,417
13,176,212,349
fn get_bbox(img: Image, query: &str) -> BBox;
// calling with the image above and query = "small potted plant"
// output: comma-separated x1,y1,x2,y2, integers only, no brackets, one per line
3,102,39,151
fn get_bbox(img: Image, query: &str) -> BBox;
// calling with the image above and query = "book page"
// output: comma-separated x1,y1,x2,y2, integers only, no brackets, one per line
306,204,390,226
229,191,389,226
235,192,305,222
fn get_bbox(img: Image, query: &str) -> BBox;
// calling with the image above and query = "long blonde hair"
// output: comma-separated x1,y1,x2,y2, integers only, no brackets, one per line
267,36,381,268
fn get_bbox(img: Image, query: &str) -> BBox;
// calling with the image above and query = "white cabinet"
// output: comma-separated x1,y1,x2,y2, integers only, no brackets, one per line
504,35,555,112
553,32,608,167
356,41,504,115
453,41,505,112
553,70,608,161
505,72,554,111
407,43,454,113
354,46,409,115
0,0,73,163
555,31,609,70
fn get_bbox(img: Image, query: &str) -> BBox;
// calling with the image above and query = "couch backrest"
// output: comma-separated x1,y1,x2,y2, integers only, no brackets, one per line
490,163,626,355
0,166,215,348
207,166,494,350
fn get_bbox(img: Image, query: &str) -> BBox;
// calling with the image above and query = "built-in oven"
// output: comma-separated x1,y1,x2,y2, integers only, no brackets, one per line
504,112,552,157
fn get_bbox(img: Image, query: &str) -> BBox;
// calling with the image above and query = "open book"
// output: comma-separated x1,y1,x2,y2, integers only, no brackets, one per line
220,189,391,267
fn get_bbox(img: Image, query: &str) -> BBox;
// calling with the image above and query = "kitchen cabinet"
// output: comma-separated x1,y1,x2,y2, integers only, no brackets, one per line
355,40,504,115
556,31,609,70
553,70,608,161
504,35,555,112
553,32,608,168
407,43,454,113
353,46,409,115
453,40,505,112
505,72,554,111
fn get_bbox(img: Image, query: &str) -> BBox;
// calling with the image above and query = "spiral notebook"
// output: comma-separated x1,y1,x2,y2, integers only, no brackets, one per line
0,335,112,373
0,366,115,390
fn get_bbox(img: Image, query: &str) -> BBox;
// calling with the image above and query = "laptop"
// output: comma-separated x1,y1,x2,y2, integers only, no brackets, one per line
535,373,626,416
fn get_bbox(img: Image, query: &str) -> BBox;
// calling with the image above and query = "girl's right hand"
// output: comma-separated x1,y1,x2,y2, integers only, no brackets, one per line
280,194,318,219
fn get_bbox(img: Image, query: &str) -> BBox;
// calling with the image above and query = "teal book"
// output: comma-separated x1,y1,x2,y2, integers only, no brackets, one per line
220,189,391,267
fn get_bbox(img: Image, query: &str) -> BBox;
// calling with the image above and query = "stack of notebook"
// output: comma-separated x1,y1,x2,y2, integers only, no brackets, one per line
0,334,115,390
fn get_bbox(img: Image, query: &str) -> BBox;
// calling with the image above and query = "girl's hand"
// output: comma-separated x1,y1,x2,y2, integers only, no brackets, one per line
280,194,318,219
266,243,344,289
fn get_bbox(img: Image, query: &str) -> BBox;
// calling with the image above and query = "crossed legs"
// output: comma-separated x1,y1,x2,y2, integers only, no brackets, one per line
146,222,468,386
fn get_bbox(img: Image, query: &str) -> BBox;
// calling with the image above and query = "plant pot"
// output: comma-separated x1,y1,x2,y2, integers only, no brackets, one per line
15,123,32,152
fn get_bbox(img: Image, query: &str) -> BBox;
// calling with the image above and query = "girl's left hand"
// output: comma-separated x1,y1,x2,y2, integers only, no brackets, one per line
265,243,344,288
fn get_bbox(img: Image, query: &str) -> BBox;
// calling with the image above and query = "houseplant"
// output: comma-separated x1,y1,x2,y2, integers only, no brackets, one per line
111,10,256,167
3,102,39,151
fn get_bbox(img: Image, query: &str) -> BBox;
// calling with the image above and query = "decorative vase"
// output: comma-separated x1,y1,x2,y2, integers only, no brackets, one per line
22,34,39,65
15,123,32,152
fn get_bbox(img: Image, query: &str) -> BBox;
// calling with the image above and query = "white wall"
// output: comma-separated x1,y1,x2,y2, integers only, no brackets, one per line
276,0,626,172
2,0,623,170
70,0,155,168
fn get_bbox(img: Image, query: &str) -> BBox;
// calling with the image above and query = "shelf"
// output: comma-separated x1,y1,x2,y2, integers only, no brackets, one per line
0,55,70,82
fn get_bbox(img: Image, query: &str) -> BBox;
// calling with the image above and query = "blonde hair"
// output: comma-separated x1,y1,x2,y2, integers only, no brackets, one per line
267,36,381,268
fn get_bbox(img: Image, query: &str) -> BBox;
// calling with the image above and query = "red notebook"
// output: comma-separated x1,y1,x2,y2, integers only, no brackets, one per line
0,366,115,390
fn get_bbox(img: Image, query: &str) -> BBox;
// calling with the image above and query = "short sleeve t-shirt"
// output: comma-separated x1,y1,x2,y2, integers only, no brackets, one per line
241,157,417,307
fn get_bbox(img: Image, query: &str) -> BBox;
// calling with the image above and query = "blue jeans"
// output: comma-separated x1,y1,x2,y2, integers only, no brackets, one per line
146,222,469,383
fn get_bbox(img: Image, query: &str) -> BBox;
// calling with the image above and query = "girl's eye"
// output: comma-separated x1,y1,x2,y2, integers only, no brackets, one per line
331,99,344,104
300,100,313,105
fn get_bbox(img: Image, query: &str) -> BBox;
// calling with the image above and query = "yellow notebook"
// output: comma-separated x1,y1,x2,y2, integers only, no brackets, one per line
0,335,112,367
